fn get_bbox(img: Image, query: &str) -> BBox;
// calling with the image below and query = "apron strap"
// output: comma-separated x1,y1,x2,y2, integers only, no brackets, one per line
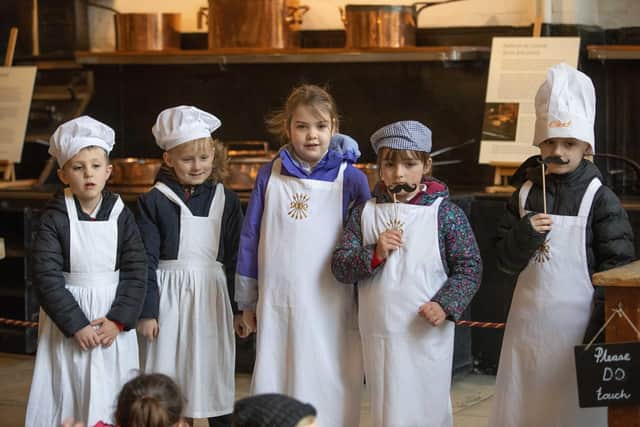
518,180,533,218
271,158,282,176
207,182,226,218
577,178,602,218
154,182,193,217
64,188,79,222
108,196,125,221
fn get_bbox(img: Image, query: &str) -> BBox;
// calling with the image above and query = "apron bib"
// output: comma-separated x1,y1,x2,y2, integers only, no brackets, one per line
489,178,607,427
26,189,138,427
139,182,235,418
360,198,454,427
252,158,363,427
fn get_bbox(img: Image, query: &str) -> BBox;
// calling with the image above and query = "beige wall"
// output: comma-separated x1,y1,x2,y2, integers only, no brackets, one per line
88,0,640,50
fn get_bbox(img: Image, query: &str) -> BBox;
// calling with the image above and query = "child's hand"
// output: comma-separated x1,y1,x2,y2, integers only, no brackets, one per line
418,301,447,327
234,314,252,338
529,213,553,234
375,229,404,260
137,318,159,342
91,317,119,347
241,310,257,336
60,417,85,427
73,324,100,351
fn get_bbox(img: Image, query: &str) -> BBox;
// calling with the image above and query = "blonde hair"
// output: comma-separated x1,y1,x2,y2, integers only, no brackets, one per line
295,415,318,427
376,147,432,177
266,84,339,145
164,137,228,182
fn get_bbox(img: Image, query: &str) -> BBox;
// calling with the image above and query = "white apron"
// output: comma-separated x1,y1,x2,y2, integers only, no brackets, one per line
139,182,235,418
360,197,454,427
489,178,607,427
26,189,139,427
252,158,363,427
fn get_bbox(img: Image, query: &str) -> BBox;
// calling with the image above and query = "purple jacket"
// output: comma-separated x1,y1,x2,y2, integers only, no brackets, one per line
235,145,371,310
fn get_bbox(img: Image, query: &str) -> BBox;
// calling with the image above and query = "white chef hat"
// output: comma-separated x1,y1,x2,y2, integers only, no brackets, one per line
49,115,115,167
533,63,596,152
152,105,221,151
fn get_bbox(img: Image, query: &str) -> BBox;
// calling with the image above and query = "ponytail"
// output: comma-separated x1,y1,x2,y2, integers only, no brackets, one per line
115,374,184,427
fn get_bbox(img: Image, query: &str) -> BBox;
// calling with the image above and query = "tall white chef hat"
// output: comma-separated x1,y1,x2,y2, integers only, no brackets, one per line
533,63,596,152
49,116,115,167
152,105,221,151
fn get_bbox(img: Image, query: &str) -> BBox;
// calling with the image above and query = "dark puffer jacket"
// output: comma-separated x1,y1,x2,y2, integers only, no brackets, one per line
136,167,244,318
496,157,635,342
32,189,148,337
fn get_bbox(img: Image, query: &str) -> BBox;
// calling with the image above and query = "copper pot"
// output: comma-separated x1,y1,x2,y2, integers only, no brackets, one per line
355,163,379,190
87,3,181,51
339,1,464,48
114,13,181,51
223,141,275,191
198,0,310,48
110,158,162,185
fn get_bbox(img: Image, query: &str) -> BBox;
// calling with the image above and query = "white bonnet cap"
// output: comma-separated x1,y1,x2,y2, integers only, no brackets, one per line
152,105,221,151
49,115,115,166
533,63,596,151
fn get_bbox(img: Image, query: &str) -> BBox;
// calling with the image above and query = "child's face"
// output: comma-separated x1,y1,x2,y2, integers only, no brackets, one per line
379,153,431,202
287,104,335,166
163,141,215,186
539,137,591,175
57,147,112,205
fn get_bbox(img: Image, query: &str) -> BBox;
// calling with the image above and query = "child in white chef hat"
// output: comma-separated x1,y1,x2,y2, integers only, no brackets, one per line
136,106,244,427
26,115,147,426
490,63,635,427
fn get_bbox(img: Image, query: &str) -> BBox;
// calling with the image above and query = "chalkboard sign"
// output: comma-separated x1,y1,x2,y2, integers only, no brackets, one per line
574,342,640,407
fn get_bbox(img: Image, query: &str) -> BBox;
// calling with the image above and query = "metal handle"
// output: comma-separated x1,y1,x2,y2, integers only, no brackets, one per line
286,5,310,29
339,7,347,26
413,0,466,17
197,7,209,29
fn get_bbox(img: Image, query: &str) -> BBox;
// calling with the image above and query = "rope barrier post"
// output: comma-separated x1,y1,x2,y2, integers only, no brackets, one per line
592,259,640,426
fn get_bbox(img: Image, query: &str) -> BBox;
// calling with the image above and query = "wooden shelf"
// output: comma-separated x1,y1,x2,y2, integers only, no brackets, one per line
75,46,490,65
587,45,640,60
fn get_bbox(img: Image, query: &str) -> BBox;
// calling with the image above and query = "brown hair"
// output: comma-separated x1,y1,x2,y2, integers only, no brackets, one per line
265,84,339,145
114,373,184,427
164,136,229,182
376,147,432,176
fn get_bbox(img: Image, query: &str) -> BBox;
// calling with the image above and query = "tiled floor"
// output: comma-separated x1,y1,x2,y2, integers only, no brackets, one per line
0,352,495,426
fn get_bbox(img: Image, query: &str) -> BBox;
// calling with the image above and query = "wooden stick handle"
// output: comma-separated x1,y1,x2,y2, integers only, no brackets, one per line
4,27,18,67
542,162,547,214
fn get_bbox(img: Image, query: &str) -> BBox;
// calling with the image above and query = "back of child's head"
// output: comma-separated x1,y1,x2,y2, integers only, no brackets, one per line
231,393,317,427
115,373,184,427
266,84,339,144
533,62,596,151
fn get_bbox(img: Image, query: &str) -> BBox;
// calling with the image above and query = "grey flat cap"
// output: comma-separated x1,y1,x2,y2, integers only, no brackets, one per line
370,120,432,154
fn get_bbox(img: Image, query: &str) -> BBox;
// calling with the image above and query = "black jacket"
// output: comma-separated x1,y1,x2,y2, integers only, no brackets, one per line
136,167,244,318
496,157,636,342
32,189,148,337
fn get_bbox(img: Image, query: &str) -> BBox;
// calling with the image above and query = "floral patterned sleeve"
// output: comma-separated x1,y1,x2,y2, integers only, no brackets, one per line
430,200,483,321
331,203,381,284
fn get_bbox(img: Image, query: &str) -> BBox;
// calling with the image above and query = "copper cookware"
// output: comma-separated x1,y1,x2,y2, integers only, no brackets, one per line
223,141,275,191
114,13,181,51
340,1,464,48
198,0,310,48
87,2,181,51
110,158,162,185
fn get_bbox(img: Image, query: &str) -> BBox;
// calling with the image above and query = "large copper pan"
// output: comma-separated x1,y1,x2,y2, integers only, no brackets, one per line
87,3,181,51
198,0,309,48
114,13,181,51
340,0,465,48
